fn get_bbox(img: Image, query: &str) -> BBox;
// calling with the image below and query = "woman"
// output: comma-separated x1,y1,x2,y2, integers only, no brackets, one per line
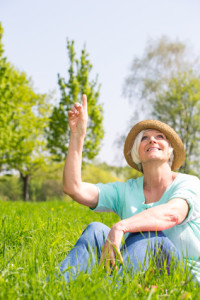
59,95,200,282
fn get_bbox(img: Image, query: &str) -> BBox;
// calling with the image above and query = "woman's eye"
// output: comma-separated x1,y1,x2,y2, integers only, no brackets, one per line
141,136,148,141
156,134,164,139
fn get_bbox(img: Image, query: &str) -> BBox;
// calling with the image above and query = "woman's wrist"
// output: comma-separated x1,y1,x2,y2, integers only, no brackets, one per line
69,132,86,149
70,131,86,139
113,221,127,234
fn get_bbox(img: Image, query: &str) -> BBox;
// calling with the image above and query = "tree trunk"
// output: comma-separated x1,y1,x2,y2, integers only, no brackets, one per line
20,173,30,201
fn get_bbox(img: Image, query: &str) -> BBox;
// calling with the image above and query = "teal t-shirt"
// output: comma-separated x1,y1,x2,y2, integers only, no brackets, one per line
95,173,200,281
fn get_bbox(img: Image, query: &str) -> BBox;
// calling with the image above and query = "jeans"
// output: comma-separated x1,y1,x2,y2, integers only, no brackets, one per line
59,222,180,282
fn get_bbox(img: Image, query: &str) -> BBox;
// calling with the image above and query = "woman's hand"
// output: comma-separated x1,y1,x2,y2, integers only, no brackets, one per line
100,224,124,273
68,94,88,137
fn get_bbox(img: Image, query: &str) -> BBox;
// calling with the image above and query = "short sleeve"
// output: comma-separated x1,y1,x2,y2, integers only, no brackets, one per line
168,175,200,225
92,181,126,216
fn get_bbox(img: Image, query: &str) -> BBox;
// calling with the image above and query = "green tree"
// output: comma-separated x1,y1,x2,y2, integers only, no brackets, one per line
123,36,200,116
0,22,51,201
120,36,200,173
153,72,200,174
0,23,12,171
47,40,104,162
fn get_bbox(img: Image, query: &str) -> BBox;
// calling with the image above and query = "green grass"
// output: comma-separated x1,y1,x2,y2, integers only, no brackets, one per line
0,200,199,299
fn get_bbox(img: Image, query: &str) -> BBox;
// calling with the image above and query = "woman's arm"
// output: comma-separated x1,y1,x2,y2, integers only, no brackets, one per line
63,95,99,208
117,197,189,233
100,198,189,268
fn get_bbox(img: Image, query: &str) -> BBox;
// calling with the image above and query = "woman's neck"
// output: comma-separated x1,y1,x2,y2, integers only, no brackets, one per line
142,163,177,202
143,163,177,191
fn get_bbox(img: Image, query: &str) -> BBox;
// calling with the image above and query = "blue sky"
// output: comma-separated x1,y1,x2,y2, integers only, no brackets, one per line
1,0,200,165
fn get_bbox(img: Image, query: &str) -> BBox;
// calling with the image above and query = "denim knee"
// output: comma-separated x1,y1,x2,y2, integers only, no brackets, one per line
84,222,110,238
80,222,110,248
85,222,107,233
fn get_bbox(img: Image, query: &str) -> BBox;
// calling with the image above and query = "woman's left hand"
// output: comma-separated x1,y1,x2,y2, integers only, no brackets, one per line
100,224,124,273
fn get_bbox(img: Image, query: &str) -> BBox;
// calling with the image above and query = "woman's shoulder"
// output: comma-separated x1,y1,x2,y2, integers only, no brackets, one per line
176,172,199,180
126,176,143,183
123,176,144,190
174,172,200,185
104,176,143,190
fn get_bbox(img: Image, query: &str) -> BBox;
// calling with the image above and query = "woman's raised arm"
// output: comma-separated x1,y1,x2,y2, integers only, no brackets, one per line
63,95,99,208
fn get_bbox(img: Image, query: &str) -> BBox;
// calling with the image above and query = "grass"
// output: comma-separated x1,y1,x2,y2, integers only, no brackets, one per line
0,199,199,299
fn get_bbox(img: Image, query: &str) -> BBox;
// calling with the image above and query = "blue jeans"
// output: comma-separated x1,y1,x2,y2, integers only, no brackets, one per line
59,222,180,282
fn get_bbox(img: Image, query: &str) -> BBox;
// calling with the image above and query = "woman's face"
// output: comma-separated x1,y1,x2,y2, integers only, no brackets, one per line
138,129,170,166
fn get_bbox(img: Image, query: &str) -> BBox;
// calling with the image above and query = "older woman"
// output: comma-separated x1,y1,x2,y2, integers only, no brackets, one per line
59,95,200,282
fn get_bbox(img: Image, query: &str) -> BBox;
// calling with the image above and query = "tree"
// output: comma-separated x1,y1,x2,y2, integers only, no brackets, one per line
123,36,200,116
0,23,12,171
153,72,200,174
121,36,200,173
0,22,51,201
46,40,104,162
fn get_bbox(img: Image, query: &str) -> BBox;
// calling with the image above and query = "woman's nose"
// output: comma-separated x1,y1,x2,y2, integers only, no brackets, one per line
149,136,156,143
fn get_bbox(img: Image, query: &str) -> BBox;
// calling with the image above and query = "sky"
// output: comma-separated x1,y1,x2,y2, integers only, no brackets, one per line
1,0,200,166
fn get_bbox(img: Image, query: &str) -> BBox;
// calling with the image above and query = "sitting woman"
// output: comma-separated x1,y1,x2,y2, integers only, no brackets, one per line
59,95,200,283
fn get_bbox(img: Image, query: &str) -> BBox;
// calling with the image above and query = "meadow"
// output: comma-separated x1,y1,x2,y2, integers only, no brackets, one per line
0,199,199,299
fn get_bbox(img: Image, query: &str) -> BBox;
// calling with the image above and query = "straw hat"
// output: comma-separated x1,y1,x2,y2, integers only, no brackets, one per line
124,120,185,172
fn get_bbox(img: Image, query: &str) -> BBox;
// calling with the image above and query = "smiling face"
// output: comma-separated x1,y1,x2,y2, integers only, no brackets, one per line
138,129,170,166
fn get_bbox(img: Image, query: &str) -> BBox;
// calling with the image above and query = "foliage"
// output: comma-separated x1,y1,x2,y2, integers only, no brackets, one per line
0,200,198,299
121,36,200,173
0,175,22,201
46,39,104,162
123,36,200,110
82,164,122,184
0,23,12,171
153,72,200,174
0,22,52,201
94,163,142,181
0,163,130,202
29,162,64,202
1,69,51,171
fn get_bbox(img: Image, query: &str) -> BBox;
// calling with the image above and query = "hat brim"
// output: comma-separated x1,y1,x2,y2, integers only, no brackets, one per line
124,120,185,172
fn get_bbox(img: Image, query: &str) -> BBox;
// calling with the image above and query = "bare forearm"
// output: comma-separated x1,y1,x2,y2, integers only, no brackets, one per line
119,209,177,234
114,199,188,234
63,133,98,208
63,132,84,196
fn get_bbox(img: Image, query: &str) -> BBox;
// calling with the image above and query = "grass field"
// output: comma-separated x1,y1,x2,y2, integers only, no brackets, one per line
0,200,199,299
